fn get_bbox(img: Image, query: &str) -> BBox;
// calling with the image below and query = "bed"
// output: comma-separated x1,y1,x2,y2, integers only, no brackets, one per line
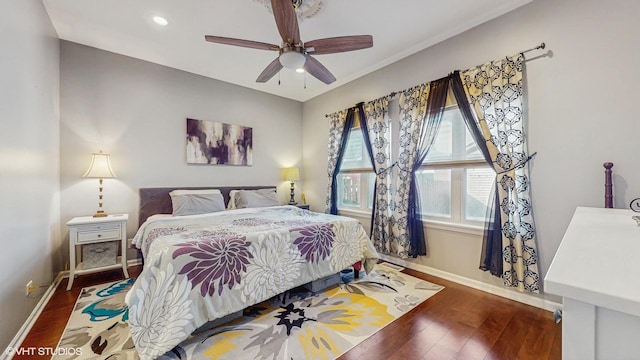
125,186,379,359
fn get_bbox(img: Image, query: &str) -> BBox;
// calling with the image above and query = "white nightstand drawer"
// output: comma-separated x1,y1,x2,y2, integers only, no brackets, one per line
77,228,121,243
75,223,120,232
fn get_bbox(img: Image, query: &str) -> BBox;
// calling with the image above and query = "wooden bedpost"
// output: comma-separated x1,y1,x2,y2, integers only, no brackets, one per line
603,162,614,208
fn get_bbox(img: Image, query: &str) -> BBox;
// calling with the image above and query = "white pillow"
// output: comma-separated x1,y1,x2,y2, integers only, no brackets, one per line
169,189,221,196
147,214,172,221
170,192,225,216
235,189,279,209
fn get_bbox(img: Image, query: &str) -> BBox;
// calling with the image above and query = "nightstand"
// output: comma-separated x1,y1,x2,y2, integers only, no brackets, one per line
66,214,129,290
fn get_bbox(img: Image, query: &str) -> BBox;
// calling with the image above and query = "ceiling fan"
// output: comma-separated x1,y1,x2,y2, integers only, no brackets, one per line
204,0,373,84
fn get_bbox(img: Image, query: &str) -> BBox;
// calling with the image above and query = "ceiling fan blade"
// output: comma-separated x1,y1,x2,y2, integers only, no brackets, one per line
270,0,301,45
304,55,336,84
205,35,280,51
256,57,284,83
305,35,373,55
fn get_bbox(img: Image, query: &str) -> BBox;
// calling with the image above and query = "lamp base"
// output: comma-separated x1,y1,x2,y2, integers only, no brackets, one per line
93,210,108,218
289,182,297,205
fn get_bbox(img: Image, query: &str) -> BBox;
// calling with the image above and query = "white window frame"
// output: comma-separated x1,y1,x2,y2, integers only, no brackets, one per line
416,103,494,229
334,102,493,234
337,122,374,214
417,160,492,226
336,169,374,214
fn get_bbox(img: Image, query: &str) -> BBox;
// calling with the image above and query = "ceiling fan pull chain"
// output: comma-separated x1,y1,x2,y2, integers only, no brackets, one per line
304,71,307,89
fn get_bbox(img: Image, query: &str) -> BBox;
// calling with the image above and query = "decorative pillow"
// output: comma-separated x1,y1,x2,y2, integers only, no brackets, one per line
227,190,241,210
170,192,225,216
235,189,279,209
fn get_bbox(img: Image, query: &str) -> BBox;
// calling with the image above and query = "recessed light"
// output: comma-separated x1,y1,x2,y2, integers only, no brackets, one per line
152,16,168,26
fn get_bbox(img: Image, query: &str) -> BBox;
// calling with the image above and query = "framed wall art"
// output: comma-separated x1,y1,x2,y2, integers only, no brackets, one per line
186,118,253,165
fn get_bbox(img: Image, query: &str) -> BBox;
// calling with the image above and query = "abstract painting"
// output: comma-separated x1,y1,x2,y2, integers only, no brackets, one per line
186,118,253,165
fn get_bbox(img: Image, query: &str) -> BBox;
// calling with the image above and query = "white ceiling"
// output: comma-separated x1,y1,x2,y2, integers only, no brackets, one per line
42,0,532,102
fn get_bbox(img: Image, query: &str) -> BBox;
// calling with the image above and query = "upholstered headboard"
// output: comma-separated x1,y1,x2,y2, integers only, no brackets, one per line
138,186,276,226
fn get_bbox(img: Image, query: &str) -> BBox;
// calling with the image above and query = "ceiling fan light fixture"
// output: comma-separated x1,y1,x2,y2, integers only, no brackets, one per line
152,16,168,26
296,68,305,73
279,50,306,69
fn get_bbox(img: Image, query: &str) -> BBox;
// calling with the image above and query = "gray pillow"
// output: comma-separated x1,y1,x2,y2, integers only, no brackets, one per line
170,193,226,216
235,189,279,208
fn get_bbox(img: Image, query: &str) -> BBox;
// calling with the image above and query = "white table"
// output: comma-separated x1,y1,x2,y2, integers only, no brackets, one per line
544,207,640,359
66,214,129,290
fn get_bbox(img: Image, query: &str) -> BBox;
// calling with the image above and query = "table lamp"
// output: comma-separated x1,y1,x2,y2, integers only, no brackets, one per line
83,151,116,217
283,167,300,205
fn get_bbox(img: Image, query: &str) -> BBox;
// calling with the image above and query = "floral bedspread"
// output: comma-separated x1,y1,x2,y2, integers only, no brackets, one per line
125,205,378,360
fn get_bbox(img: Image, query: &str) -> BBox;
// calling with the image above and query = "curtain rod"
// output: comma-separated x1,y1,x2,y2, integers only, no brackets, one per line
521,42,545,54
324,42,546,118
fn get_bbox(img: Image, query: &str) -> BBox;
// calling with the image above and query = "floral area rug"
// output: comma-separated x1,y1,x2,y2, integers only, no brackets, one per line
54,267,443,359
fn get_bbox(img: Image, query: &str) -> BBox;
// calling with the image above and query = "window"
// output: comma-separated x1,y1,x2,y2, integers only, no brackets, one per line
336,103,494,226
337,116,374,212
417,106,494,223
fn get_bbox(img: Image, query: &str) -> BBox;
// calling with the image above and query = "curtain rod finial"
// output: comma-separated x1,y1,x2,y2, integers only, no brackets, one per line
521,42,547,54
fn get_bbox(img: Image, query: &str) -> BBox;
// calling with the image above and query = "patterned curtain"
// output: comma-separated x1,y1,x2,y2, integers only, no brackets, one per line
392,78,448,257
456,54,540,293
324,109,352,214
362,97,392,253
450,72,503,279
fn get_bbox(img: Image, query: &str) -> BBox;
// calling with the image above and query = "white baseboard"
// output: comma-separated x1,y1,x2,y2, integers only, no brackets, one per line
379,254,562,313
2,272,65,360
4,258,143,358
127,257,143,267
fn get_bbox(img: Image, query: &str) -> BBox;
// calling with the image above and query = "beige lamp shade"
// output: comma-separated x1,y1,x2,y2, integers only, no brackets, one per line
84,151,116,217
283,167,300,182
83,151,116,179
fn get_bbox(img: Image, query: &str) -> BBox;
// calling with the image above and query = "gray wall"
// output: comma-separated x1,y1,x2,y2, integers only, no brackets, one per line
59,42,304,267
5,0,640,348
302,0,640,303
0,0,60,351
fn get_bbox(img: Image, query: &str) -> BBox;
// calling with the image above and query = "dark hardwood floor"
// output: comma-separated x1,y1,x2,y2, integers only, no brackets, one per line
14,265,560,360
339,267,561,360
